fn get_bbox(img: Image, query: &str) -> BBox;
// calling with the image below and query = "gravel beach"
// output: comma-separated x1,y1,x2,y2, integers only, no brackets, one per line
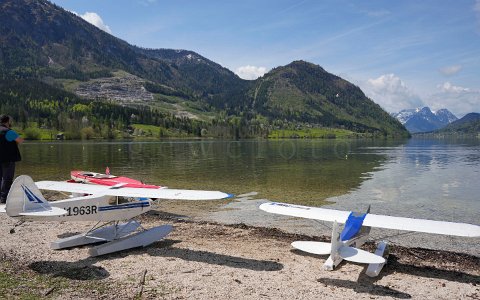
1,197,479,299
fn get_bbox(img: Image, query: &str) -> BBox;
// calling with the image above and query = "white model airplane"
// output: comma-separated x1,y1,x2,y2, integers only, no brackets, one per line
259,202,480,277
0,175,233,257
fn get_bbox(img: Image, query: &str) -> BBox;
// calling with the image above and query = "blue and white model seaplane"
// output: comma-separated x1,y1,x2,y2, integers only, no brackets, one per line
260,202,480,277
0,175,233,257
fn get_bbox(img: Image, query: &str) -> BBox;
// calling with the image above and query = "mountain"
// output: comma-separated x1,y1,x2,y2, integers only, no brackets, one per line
435,113,480,134
0,0,249,109
0,0,408,138
391,108,417,125
391,107,457,133
251,61,407,136
435,109,458,124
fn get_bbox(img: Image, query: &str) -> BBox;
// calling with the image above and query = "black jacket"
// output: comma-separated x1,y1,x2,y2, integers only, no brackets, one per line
0,126,21,162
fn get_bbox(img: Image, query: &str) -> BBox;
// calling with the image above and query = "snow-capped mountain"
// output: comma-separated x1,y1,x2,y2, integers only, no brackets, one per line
434,109,458,124
392,108,418,124
391,107,458,133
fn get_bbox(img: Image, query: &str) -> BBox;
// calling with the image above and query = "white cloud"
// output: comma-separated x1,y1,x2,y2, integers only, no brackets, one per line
235,65,268,80
437,82,470,93
77,12,112,34
361,75,478,116
363,74,423,113
427,83,479,117
439,65,462,76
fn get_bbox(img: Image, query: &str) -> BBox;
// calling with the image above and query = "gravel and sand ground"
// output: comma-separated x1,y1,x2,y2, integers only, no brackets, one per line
1,198,479,299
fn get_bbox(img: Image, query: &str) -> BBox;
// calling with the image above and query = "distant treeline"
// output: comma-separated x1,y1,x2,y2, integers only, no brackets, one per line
0,79,268,139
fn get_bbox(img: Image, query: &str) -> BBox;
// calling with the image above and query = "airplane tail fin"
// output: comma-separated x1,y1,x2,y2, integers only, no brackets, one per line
6,175,66,217
331,221,340,252
330,218,385,265
338,246,385,264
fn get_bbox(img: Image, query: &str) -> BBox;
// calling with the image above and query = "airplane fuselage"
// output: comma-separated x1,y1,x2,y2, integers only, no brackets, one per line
21,195,152,222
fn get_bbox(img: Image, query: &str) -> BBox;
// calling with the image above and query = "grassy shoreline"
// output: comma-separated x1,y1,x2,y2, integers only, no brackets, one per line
0,256,116,299
14,125,385,141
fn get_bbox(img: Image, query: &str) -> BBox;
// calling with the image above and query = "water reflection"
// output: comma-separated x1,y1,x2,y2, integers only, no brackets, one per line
327,138,480,225
17,139,393,204
16,138,479,222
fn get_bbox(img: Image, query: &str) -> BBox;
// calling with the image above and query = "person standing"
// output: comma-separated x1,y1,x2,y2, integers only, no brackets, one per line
0,115,24,203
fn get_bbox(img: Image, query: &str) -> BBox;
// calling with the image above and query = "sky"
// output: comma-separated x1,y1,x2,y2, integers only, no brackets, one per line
49,0,480,117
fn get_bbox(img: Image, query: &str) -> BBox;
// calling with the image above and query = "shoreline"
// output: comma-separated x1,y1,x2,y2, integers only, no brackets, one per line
1,209,479,299
168,195,480,257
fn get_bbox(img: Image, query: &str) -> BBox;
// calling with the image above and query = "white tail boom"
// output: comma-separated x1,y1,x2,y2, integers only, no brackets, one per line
6,175,67,217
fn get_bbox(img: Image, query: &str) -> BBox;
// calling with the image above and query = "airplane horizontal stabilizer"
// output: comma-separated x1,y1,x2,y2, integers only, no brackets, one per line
291,241,332,255
338,246,386,264
19,207,67,217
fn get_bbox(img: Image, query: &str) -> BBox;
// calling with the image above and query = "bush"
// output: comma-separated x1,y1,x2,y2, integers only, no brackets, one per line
80,127,96,140
64,131,81,140
23,127,41,140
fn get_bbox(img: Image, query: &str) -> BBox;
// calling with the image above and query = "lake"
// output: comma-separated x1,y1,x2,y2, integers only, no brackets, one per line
17,138,480,225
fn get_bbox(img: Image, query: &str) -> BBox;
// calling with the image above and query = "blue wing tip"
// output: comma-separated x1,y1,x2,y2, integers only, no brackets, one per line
225,193,235,199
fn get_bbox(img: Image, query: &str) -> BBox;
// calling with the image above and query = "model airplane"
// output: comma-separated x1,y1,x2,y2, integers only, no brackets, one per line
259,202,480,277
0,175,233,257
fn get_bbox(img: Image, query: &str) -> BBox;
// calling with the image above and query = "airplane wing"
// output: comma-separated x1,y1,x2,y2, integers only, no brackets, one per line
363,214,480,237
36,181,108,194
259,202,351,223
259,202,480,237
35,181,233,200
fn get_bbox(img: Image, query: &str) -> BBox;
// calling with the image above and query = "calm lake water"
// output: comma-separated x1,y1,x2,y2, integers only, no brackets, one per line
325,138,480,226
16,138,480,225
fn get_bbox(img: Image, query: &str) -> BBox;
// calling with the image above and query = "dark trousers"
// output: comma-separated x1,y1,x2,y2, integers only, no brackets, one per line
0,161,16,202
